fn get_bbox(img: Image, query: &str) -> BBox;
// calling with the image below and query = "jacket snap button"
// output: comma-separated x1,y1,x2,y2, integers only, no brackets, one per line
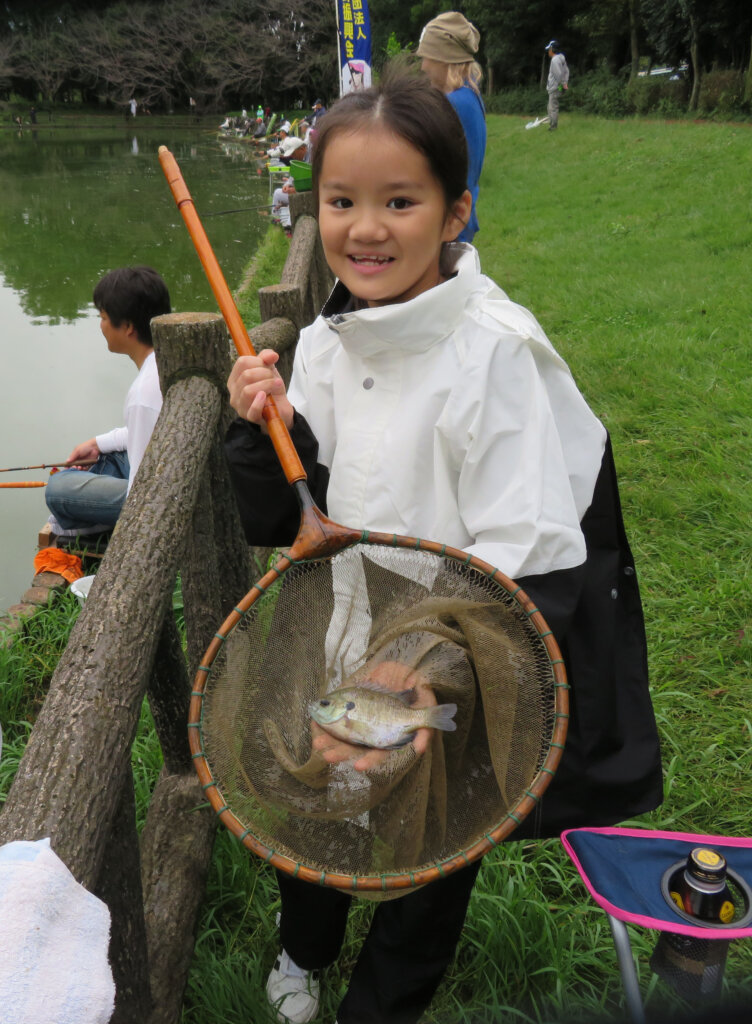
363,377,374,390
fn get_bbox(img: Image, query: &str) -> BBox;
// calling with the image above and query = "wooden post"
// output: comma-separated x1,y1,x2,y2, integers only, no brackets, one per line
0,312,240,1024
140,312,250,1024
259,282,305,330
289,190,315,226
94,772,153,1022
140,770,216,1024
148,612,193,776
0,371,221,876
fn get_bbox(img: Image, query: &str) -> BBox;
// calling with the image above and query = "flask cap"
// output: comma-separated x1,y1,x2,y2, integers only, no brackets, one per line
688,847,727,882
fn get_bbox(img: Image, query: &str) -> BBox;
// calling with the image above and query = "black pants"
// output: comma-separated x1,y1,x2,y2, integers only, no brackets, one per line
277,860,482,1024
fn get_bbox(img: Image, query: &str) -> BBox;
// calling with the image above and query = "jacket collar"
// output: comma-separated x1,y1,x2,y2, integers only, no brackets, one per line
321,243,484,357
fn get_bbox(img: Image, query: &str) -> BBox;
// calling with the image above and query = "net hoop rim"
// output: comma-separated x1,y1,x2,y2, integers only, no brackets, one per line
189,534,569,892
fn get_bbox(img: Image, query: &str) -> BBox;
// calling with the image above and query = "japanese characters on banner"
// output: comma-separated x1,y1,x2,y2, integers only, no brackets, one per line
336,0,372,96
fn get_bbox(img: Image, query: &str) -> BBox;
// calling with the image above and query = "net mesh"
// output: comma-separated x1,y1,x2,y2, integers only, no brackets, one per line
200,543,558,887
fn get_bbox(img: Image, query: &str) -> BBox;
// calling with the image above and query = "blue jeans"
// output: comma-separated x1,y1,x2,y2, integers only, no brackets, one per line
45,451,129,529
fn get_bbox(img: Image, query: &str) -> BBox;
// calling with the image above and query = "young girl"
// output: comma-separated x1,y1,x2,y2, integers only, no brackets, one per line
225,70,662,1024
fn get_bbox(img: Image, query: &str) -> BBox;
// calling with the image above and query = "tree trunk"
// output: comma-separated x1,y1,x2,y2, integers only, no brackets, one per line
688,15,701,110
140,311,249,1024
628,0,640,82
0,312,231,887
94,772,153,1022
0,373,220,883
141,771,216,1024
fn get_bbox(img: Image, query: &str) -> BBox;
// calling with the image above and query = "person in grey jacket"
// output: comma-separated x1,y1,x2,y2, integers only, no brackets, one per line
545,39,569,131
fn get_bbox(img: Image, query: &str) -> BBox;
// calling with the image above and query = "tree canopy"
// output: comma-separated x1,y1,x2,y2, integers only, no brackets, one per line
0,0,750,109
0,0,338,110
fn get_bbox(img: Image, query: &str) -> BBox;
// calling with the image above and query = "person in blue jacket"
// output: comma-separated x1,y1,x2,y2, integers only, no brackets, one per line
417,11,486,243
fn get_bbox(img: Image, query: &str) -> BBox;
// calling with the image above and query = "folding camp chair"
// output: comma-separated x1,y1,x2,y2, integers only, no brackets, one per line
561,828,752,1023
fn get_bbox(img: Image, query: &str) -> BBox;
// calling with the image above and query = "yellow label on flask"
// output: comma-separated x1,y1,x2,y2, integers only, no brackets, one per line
720,900,735,923
669,890,684,910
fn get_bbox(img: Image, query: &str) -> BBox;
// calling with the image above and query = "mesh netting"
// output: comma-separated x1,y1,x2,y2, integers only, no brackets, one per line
649,873,749,999
198,543,560,890
650,933,731,1000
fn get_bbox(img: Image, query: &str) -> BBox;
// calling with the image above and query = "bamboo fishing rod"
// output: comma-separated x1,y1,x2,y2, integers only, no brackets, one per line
0,481,46,488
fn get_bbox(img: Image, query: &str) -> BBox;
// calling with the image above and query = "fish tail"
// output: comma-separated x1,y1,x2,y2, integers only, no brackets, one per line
425,702,457,732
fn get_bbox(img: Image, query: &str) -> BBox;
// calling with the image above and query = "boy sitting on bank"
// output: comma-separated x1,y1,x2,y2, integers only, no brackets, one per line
45,266,171,537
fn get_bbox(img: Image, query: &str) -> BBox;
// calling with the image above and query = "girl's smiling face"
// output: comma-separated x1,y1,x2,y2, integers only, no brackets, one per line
317,126,471,308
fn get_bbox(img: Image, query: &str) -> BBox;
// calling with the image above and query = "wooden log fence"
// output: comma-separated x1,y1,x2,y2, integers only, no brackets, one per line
0,207,333,1022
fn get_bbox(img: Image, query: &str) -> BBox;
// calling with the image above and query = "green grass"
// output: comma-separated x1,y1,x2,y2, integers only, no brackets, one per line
0,592,81,801
3,115,752,1021
235,225,292,329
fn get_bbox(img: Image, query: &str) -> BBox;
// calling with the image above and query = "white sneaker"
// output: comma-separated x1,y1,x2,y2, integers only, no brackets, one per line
266,948,320,1024
46,514,111,539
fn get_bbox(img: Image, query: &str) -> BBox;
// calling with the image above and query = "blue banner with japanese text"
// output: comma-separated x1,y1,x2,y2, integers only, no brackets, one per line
336,0,372,96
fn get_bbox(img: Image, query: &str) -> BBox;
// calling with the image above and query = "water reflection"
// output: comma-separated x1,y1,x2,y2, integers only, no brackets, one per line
0,124,270,609
0,125,268,322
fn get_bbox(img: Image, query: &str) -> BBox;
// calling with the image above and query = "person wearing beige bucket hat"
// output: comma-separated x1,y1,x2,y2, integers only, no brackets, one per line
417,11,486,243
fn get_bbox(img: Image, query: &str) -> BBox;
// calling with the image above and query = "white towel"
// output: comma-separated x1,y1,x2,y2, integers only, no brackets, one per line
0,838,115,1024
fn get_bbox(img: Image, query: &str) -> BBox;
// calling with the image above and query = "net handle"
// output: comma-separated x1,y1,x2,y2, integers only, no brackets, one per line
158,145,306,485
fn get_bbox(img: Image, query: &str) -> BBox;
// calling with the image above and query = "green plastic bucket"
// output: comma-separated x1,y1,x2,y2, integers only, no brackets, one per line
289,159,312,192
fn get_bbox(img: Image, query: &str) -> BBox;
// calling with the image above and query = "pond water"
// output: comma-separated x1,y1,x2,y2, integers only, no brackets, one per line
0,121,271,611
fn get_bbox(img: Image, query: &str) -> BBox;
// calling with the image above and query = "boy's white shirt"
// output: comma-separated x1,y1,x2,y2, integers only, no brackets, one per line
288,244,606,582
95,350,162,492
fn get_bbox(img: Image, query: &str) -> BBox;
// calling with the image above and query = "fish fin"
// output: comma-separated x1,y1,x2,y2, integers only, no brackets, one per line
425,703,458,732
383,735,414,749
358,680,417,705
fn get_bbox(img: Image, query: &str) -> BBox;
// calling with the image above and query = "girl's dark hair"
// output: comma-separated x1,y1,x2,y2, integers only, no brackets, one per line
312,67,468,211
93,265,171,345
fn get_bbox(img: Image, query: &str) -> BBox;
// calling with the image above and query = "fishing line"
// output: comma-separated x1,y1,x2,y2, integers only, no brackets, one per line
201,203,274,218
0,460,96,473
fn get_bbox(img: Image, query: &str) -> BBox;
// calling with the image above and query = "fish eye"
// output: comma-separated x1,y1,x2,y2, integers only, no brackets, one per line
319,699,330,707
345,700,356,710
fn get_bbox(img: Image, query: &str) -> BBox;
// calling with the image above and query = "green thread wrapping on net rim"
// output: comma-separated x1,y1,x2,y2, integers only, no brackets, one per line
225,823,538,888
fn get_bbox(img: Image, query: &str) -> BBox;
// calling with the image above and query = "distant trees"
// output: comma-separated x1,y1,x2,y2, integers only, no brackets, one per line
369,0,751,109
1,0,750,111
0,0,337,110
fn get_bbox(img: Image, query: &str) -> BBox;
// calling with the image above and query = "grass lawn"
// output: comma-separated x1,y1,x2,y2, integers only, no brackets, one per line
3,112,752,1022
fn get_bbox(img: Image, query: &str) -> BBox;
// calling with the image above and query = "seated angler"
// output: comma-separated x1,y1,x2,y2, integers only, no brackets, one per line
45,266,171,537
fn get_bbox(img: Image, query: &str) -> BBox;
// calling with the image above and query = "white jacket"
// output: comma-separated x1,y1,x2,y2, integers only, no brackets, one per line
287,244,606,580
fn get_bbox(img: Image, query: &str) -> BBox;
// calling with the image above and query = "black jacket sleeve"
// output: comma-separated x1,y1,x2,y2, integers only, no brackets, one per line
513,436,663,838
224,412,330,547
